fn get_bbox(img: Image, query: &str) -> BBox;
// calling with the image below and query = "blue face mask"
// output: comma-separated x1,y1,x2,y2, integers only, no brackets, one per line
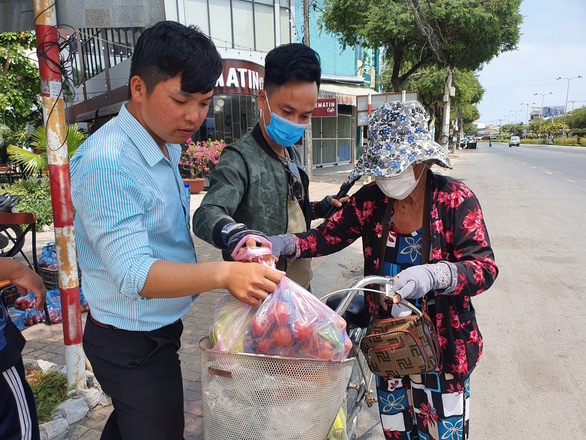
263,98,309,147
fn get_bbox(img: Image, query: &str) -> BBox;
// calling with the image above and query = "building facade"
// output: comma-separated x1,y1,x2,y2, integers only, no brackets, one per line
64,0,380,167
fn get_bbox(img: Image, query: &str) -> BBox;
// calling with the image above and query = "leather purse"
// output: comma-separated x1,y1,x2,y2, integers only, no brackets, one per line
360,300,440,377
361,175,440,377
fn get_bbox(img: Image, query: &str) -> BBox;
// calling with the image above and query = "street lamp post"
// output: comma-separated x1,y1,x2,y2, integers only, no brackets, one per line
510,110,521,125
520,102,536,136
533,92,554,131
556,75,583,138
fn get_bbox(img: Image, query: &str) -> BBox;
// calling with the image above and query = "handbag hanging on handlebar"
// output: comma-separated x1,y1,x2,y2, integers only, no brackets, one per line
360,179,440,377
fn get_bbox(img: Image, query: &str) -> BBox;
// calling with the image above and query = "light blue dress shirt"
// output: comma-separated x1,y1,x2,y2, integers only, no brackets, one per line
70,103,198,331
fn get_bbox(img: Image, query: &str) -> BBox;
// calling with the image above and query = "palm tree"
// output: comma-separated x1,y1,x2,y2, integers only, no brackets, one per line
7,124,86,175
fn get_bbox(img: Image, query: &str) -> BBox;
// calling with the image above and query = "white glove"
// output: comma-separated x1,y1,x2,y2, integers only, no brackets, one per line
394,263,453,300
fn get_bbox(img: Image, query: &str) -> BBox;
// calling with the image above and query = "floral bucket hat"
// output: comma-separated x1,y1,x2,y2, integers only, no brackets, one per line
351,100,451,178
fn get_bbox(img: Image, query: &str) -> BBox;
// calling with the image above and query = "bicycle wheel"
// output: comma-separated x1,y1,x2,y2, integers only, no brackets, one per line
345,327,375,440
0,224,25,257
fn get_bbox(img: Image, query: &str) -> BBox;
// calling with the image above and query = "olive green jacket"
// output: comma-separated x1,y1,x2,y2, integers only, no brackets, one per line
192,124,311,264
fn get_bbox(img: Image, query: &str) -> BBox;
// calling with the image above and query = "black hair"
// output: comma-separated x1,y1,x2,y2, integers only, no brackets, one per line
130,21,223,95
264,43,321,95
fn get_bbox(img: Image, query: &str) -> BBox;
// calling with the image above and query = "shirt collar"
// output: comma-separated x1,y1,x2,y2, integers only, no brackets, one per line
118,103,181,168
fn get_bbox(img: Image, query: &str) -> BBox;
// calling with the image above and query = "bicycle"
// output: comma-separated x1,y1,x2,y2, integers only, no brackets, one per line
0,193,24,257
201,238,395,439
322,275,394,439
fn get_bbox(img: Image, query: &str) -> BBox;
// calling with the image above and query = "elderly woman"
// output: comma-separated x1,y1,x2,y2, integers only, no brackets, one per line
268,100,498,440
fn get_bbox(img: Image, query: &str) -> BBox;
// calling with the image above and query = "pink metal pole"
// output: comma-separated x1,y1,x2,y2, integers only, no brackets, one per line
33,0,85,388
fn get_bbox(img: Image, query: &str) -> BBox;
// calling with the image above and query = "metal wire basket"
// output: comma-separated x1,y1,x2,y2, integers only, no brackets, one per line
199,337,354,440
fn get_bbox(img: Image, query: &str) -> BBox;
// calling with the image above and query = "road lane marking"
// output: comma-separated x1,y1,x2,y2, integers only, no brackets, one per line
545,171,553,174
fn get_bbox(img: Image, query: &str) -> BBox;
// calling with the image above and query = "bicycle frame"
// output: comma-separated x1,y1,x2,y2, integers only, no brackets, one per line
322,276,395,439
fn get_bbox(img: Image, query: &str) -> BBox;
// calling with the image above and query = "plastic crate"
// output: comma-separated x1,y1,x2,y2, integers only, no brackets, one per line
38,266,82,291
1,284,20,308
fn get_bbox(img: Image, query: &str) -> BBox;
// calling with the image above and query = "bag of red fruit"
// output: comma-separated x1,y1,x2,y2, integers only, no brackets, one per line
228,235,352,361
243,275,351,361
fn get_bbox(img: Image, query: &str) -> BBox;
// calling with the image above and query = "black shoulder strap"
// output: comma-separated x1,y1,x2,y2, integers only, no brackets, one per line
378,200,394,275
421,173,432,264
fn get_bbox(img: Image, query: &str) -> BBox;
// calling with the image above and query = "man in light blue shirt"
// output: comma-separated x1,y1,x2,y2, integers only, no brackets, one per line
70,21,282,440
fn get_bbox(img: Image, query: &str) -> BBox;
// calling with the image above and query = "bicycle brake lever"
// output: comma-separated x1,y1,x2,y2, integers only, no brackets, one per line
383,278,396,300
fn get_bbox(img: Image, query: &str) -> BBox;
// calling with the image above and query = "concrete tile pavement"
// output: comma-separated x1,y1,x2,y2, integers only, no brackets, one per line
18,164,364,439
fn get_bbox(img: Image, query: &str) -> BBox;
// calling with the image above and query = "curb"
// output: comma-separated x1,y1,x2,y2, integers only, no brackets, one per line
23,359,112,440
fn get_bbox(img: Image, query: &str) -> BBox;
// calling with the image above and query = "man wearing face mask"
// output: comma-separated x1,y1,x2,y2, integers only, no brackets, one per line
193,43,344,288
266,100,498,440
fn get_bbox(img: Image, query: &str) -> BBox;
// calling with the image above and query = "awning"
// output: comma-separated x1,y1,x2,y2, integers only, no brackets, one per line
319,83,377,106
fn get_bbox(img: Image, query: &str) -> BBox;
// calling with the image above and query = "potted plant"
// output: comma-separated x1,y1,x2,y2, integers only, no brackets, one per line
180,138,226,194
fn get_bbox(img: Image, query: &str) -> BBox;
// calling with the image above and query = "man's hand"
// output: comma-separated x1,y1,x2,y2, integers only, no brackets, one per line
220,262,283,306
1,259,46,310
222,223,268,257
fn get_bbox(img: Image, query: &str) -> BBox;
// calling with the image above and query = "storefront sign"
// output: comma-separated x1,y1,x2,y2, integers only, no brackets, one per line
215,59,265,96
313,98,337,117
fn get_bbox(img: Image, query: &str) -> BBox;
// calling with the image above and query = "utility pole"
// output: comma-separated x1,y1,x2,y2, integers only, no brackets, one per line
303,0,313,180
534,91,553,131
34,0,85,388
520,102,535,138
556,75,583,138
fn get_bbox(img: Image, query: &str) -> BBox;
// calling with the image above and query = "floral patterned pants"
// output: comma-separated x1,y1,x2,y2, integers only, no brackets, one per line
376,372,470,440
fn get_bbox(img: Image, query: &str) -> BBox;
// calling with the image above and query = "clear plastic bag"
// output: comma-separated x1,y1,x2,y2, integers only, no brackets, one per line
244,275,352,361
210,295,258,353
211,234,352,361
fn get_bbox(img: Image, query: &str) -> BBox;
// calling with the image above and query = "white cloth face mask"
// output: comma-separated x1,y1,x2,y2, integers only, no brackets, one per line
375,166,424,200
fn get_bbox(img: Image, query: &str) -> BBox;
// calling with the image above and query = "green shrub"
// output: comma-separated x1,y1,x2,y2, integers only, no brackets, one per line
553,137,580,146
527,133,538,139
27,368,75,424
1,177,53,231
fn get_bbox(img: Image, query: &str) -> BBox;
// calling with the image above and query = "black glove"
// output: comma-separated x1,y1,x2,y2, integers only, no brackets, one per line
312,195,335,218
221,222,268,257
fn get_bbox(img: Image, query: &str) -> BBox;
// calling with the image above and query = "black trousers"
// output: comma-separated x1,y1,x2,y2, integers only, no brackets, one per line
83,316,185,440
0,358,40,440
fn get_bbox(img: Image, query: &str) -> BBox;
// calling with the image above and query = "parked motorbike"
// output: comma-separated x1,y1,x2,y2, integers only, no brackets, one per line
0,193,24,257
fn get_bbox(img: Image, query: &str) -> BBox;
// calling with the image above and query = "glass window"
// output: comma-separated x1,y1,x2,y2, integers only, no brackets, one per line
338,115,351,138
164,0,178,22
255,4,275,52
311,118,322,138
322,140,337,163
185,0,209,36
233,1,255,50
279,0,290,6
312,139,321,165
280,7,290,45
209,0,233,48
322,117,337,138
223,96,234,143
255,0,273,4
322,140,338,163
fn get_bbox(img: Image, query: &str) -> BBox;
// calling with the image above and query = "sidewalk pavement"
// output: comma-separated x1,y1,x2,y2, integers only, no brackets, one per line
19,163,367,440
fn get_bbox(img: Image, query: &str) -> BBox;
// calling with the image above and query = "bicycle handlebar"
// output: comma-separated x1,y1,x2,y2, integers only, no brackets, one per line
331,275,422,318
333,276,393,315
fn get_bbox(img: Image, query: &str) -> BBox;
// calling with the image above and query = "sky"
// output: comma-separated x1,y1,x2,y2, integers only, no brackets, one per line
476,0,586,126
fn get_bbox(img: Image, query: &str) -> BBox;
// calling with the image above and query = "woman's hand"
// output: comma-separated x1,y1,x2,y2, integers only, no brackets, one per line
393,265,437,303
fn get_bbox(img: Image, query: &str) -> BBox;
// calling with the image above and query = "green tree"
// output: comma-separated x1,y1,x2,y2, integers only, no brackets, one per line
0,32,42,146
7,124,86,174
567,107,586,130
501,123,525,134
406,67,483,140
321,0,522,91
